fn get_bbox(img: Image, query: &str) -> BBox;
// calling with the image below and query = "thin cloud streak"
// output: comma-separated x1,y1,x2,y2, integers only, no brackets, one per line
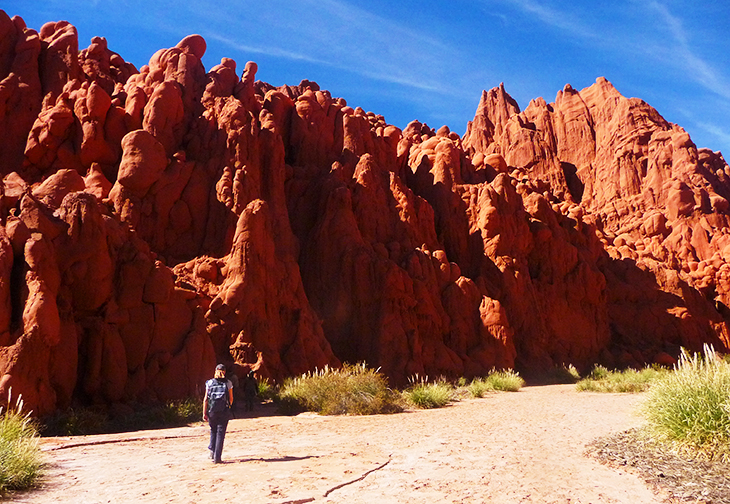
692,120,730,153
498,0,597,39
646,1,730,101
208,33,449,95
187,0,476,99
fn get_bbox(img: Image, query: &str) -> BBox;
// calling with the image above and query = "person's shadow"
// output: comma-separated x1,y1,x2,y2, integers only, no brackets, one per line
223,455,320,464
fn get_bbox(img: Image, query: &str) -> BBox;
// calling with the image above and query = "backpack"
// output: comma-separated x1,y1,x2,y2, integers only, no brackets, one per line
207,378,230,413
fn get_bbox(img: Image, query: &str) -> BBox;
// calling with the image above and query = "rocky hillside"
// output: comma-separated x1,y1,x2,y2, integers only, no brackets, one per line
1,11,729,415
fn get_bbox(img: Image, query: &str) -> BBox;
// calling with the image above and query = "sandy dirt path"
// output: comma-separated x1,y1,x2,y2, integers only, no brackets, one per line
8,385,668,504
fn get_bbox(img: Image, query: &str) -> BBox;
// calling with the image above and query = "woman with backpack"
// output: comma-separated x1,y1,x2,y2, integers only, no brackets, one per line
203,364,234,463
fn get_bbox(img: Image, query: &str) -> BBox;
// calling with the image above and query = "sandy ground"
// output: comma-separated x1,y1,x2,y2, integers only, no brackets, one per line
7,385,670,504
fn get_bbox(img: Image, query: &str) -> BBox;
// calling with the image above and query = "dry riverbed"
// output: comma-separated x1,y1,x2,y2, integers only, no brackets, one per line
8,385,687,503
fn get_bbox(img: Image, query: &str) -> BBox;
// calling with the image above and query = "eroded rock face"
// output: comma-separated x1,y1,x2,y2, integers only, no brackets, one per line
1,11,729,414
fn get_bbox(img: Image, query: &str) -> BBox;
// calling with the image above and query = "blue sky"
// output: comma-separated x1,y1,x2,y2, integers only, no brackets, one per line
6,0,730,156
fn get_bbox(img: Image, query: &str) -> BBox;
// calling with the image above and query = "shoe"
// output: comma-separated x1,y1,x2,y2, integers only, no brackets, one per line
208,449,214,460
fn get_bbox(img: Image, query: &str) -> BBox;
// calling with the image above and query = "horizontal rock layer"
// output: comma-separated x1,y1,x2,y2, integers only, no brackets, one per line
0,11,729,415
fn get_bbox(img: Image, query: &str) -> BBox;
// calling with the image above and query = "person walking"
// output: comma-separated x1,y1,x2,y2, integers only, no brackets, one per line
203,364,234,463
242,370,258,412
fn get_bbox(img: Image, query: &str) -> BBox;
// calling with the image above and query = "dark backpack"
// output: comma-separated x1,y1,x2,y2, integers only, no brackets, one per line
207,378,229,413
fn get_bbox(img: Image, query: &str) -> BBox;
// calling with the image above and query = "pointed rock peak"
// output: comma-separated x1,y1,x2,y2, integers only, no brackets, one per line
582,76,621,96
575,76,623,111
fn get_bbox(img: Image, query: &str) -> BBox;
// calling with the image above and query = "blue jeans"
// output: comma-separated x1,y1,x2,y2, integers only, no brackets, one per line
207,410,231,462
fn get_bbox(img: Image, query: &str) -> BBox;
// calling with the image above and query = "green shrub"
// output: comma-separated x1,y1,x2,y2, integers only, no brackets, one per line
1,393,43,495
466,377,492,398
643,345,730,461
277,363,403,415
403,379,453,409
576,365,666,393
485,369,525,391
257,378,276,401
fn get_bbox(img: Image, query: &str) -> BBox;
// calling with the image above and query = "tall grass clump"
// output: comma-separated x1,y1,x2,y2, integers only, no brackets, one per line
576,365,666,393
403,376,454,408
643,345,730,461
278,363,403,415
461,370,525,398
257,378,276,401
465,377,492,398
485,369,525,391
0,392,43,495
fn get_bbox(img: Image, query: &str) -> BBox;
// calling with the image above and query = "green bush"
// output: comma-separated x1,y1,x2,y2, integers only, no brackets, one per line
278,363,403,415
403,379,453,409
576,365,665,393
485,370,525,391
466,377,492,398
1,393,43,495
257,378,276,401
643,345,730,461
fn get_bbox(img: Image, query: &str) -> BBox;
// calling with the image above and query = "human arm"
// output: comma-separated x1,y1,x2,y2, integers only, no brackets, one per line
203,384,209,421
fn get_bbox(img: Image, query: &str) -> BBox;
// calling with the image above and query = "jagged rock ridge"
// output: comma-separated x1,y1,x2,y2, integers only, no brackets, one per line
0,11,728,415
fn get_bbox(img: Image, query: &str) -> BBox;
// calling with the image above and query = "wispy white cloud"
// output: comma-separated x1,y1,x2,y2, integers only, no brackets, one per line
646,1,730,101
695,121,730,149
206,34,329,67
497,0,730,102
497,0,598,39
185,0,478,98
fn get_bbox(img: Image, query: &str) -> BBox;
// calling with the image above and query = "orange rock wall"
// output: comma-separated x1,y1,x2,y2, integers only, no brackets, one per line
1,12,729,414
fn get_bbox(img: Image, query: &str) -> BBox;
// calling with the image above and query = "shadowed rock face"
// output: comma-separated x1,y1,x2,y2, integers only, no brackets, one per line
1,12,729,415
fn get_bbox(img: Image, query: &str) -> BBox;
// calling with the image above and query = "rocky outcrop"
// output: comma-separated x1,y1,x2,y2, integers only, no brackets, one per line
1,11,729,415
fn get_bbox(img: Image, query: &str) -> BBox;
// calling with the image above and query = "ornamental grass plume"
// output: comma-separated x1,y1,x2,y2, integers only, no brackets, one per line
0,389,43,495
643,345,730,461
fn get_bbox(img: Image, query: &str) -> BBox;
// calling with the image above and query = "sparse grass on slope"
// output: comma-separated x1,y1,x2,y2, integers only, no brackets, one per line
643,345,730,462
576,365,666,393
1,392,42,495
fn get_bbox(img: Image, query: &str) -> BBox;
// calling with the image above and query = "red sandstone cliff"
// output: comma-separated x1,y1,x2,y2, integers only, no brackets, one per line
1,11,729,415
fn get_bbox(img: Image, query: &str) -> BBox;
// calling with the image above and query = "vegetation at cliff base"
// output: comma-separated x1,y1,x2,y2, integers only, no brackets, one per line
277,363,404,415
278,365,526,414
42,398,203,436
576,365,666,393
403,378,453,408
0,394,42,495
643,345,730,461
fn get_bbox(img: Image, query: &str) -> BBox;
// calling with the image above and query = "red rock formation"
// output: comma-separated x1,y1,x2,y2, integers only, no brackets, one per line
1,11,729,414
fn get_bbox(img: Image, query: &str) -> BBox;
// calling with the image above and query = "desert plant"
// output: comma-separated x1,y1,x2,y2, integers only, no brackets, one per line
485,369,525,392
576,365,665,393
0,391,43,495
643,345,730,461
277,363,403,415
402,376,454,408
465,377,492,398
257,378,276,401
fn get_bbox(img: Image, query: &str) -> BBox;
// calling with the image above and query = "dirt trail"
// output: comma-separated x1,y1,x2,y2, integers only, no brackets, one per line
9,385,669,504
